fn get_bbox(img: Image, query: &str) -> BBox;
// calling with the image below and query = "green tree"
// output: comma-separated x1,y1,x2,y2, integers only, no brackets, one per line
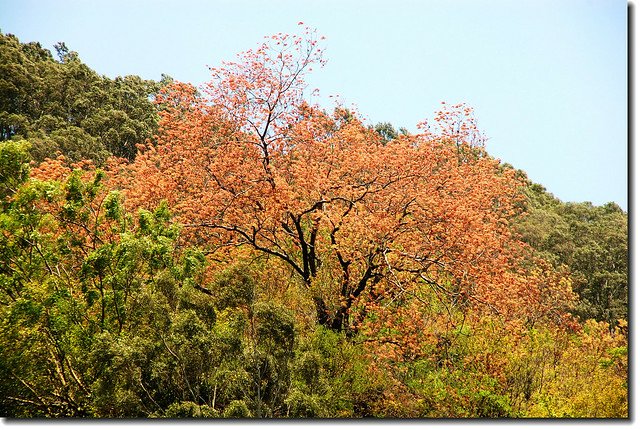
514,180,628,325
0,31,162,163
0,145,220,416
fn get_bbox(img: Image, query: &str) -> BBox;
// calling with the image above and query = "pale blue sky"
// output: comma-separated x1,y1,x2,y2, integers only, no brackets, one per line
0,0,628,209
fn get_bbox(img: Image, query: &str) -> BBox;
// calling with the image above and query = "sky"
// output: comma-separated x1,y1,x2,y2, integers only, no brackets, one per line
0,0,628,210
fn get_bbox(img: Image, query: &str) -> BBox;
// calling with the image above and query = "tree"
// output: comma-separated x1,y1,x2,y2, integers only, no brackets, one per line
0,138,30,201
0,144,218,416
0,30,627,420
0,145,303,417
371,122,409,144
514,181,628,325
123,29,572,332
0,31,162,163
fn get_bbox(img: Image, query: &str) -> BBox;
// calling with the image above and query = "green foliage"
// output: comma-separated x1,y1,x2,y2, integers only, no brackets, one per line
213,266,257,310
0,170,323,417
370,121,409,144
0,30,627,420
362,313,627,418
515,181,628,325
0,161,628,419
162,401,219,418
0,139,30,201
0,168,216,416
223,400,252,418
41,126,109,165
286,326,398,417
0,31,162,163
507,321,628,418
253,302,295,355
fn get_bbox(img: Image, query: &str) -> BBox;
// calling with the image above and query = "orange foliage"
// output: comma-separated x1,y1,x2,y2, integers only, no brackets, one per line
30,155,72,181
116,30,574,331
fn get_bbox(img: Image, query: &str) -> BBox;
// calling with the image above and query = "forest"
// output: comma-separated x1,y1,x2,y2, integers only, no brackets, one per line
0,29,628,418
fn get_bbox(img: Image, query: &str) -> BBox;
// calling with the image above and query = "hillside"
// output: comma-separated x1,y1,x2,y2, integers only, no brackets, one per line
0,31,628,418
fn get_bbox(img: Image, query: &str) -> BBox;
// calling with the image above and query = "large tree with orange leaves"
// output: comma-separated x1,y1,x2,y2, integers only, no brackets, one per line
123,29,573,331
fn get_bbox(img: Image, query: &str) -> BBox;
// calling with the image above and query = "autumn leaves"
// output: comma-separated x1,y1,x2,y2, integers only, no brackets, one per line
0,28,626,418
107,30,574,334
